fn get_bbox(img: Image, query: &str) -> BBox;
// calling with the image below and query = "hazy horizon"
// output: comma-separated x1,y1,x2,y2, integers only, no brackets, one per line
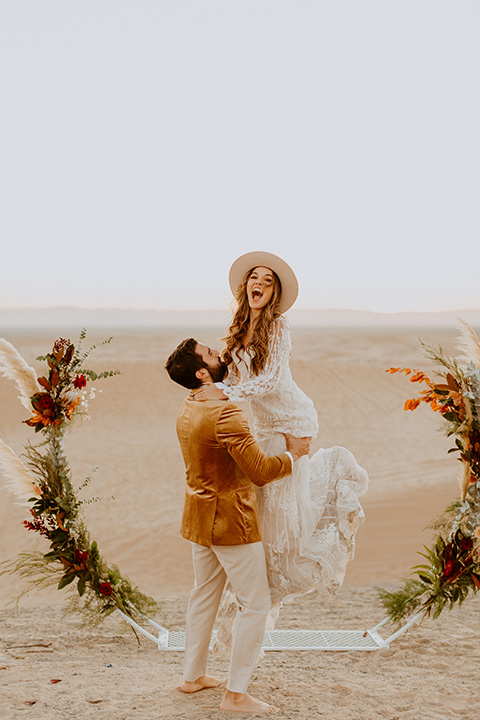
2,305,480,330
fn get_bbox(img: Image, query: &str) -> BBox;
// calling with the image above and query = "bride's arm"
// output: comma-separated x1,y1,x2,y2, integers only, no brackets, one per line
221,316,291,402
222,362,237,388
192,362,237,401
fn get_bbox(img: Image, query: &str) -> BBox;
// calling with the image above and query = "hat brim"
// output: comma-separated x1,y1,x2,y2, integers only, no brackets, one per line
229,251,298,314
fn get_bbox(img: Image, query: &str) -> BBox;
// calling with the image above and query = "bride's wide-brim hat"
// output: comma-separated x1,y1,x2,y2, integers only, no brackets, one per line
229,251,298,314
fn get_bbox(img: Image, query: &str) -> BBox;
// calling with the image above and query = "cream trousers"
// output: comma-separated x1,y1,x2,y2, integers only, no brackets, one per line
183,541,271,694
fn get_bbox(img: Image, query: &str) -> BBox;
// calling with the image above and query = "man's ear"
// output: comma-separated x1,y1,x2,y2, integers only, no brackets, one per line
195,368,210,383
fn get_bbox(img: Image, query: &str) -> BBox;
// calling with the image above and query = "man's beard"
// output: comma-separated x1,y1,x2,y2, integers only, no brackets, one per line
209,359,228,383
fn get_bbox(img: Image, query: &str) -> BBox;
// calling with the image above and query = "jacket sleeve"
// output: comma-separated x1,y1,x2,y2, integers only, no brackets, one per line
222,316,291,401
215,404,292,486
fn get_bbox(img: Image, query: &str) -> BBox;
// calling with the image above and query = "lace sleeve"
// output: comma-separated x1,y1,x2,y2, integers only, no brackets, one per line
222,363,237,388
223,316,291,402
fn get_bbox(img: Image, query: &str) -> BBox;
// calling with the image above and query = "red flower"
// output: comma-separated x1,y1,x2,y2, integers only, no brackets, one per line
32,393,55,412
74,549,89,563
460,537,474,551
74,374,87,389
99,582,113,596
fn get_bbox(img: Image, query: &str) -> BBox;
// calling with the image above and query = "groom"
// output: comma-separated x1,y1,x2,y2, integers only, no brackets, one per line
165,338,310,714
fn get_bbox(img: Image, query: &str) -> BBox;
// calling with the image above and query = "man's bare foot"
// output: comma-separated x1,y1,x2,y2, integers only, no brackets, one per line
219,690,280,713
181,675,224,693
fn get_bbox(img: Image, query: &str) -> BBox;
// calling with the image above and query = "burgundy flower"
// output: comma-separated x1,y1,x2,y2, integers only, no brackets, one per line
32,393,55,412
99,582,113,596
39,395,54,410
73,374,87,390
460,537,474,551
74,549,88,564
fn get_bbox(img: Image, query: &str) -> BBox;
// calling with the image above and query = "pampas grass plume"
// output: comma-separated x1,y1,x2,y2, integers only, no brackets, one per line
0,438,38,505
457,319,480,369
0,338,40,411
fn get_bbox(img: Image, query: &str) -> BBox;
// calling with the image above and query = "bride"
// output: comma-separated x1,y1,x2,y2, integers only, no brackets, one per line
195,251,368,637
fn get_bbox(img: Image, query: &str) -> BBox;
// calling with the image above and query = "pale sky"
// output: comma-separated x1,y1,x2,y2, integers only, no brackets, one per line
1,2,479,313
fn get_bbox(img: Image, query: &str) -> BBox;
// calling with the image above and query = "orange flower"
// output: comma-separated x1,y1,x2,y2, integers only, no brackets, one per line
386,367,413,375
410,371,430,384
449,391,464,407
24,412,54,427
404,398,421,411
65,397,81,420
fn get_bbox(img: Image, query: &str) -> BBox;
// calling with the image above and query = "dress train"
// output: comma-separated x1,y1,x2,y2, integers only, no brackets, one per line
212,433,368,655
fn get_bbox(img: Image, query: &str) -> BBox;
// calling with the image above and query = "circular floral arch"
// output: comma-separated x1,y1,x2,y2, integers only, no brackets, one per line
2,325,480,628
0,331,157,625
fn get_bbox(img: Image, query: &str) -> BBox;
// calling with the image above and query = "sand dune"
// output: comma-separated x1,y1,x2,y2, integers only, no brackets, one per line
0,326,462,600
0,325,476,719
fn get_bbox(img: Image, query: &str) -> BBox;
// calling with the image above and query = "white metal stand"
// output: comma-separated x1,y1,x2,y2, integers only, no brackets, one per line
116,608,425,652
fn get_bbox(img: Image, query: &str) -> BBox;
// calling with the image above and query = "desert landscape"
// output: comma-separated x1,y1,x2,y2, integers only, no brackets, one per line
1,322,479,719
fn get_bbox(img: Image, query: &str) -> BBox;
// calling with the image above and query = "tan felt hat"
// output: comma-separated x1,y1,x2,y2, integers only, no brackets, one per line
229,251,298,314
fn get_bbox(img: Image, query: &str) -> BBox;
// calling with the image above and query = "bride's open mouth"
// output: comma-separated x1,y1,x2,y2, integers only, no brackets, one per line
251,289,263,302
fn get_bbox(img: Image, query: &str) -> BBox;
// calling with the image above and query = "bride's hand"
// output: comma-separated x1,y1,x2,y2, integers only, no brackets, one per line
194,384,227,401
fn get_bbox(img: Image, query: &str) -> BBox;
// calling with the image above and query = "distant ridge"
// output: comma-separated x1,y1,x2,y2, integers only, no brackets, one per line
291,308,480,328
1,307,480,331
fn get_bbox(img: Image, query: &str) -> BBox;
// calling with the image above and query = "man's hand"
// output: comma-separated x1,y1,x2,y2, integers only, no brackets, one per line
285,434,311,462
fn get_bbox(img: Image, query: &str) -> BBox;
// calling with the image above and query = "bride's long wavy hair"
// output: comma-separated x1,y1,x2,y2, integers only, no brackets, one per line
222,267,282,376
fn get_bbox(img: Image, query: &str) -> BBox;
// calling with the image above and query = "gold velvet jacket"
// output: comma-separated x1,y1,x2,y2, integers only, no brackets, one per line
176,396,292,547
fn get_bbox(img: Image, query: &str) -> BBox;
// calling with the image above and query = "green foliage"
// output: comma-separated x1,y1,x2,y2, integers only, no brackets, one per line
377,580,425,625
419,341,463,380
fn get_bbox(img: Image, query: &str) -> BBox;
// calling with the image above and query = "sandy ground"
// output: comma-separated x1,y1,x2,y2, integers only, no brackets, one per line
0,325,477,718
1,589,479,720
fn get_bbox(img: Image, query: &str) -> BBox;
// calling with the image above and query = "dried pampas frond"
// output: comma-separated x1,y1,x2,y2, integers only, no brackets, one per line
456,319,480,369
0,338,40,411
0,438,39,505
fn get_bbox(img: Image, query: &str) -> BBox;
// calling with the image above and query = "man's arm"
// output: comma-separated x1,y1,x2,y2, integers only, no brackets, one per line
215,404,307,486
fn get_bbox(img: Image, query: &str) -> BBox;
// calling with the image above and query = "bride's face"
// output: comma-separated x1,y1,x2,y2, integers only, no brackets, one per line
246,266,275,312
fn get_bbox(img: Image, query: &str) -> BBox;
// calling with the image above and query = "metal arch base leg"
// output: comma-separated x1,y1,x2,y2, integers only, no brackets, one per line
381,611,425,645
115,608,169,647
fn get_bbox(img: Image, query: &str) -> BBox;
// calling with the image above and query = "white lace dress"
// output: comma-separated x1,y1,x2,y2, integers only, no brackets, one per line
213,315,368,652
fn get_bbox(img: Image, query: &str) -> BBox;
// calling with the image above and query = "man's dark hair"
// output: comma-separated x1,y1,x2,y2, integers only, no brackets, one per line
164,337,207,389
